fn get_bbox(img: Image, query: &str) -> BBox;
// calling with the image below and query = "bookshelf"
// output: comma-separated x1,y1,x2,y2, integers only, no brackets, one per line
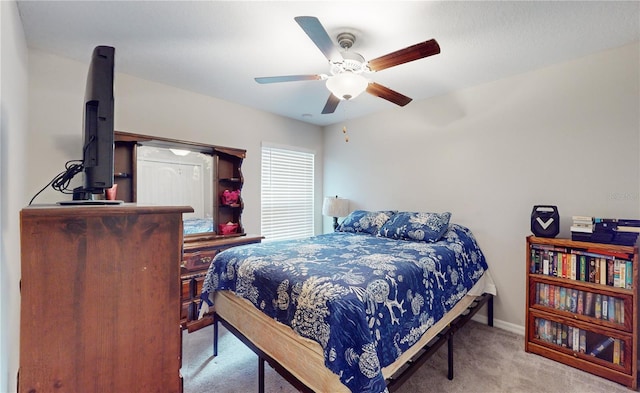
525,236,639,390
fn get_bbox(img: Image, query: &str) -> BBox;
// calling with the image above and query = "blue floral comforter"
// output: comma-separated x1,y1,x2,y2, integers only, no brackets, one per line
201,223,488,393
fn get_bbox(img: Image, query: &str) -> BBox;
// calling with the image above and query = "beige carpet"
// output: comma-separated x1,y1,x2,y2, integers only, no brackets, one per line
181,320,633,393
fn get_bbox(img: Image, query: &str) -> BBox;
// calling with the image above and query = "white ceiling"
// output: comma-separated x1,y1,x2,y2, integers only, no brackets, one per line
16,1,640,126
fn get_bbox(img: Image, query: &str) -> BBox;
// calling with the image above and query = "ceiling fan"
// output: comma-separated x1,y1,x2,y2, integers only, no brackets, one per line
255,16,441,114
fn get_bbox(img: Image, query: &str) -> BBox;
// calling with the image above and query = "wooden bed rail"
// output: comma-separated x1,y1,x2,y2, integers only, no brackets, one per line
212,293,493,393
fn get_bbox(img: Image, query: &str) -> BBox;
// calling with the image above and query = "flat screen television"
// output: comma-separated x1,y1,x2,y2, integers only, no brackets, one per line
81,45,115,195
58,45,120,205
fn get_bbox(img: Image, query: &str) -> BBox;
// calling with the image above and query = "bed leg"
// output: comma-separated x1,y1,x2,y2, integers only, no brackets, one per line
258,356,265,393
213,314,219,357
487,295,494,327
447,334,454,380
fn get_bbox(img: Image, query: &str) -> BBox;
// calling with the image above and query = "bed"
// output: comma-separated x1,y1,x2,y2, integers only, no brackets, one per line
200,210,496,393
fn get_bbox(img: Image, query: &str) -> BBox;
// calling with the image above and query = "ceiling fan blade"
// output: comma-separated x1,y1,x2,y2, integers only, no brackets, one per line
367,39,440,72
255,75,322,84
294,16,342,62
321,94,341,114
366,82,412,107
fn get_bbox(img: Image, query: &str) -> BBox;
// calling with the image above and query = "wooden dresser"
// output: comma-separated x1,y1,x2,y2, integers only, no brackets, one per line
181,234,263,331
19,204,192,393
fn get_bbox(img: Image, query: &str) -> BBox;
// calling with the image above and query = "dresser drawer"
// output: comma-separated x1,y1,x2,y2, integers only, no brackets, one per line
183,248,219,271
180,301,190,322
181,279,191,301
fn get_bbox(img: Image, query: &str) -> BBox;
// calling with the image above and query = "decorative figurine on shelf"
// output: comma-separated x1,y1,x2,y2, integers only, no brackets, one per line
221,189,240,205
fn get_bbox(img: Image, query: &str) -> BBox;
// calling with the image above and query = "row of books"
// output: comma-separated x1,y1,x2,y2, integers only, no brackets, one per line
534,318,625,365
535,283,625,325
571,216,640,246
530,244,633,289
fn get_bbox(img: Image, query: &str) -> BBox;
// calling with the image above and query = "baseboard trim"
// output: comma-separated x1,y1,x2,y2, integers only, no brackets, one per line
472,314,525,336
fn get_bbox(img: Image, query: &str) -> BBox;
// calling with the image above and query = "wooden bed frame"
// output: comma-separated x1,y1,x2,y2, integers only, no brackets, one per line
212,292,494,393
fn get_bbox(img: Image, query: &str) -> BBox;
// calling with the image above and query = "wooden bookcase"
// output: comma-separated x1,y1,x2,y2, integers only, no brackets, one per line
525,236,639,390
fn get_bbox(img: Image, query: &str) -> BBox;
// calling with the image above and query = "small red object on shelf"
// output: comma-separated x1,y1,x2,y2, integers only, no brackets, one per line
218,222,238,235
220,189,240,205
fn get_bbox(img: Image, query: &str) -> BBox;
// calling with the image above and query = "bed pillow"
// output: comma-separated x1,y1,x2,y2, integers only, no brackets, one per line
379,211,452,242
337,210,396,235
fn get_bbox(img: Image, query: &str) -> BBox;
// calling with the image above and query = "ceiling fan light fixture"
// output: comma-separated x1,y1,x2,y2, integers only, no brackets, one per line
326,72,368,100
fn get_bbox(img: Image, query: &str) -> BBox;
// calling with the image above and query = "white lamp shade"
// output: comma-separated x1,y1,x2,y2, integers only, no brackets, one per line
326,72,368,100
322,197,350,217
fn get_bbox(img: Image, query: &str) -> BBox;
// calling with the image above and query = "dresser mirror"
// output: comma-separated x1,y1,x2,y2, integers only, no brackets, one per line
136,144,215,235
114,131,247,241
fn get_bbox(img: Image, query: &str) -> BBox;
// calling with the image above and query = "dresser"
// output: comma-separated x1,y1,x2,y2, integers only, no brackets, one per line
19,204,192,393
181,234,263,331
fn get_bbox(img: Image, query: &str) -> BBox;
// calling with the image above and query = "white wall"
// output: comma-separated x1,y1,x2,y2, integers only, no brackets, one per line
1,1,29,391
323,42,640,332
26,49,325,236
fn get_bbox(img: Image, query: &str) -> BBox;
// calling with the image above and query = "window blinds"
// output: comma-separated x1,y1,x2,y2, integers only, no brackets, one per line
261,145,315,241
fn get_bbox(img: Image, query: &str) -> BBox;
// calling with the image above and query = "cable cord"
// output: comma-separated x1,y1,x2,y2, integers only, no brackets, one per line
28,159,83,205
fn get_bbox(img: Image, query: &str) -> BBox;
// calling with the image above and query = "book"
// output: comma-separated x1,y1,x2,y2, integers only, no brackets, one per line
543,253,550,275
619,261,625,289
600,258,607,285
577,290,584,314
614,298,622,324
589,337,614,357
617,226,640,233
607,260,614,286
584,291,594,316
588,257,597,283
608,296,616,322
579,330,587,353
613,339,621,365
572,215,594,224
587,248,633,260
570,289,578,313
579,255,587,281
595,294,602,319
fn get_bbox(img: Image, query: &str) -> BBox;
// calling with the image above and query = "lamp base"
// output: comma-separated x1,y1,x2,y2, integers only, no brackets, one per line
333,216,339,231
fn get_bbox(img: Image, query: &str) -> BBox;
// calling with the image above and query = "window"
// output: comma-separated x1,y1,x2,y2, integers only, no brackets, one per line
261,144,314,241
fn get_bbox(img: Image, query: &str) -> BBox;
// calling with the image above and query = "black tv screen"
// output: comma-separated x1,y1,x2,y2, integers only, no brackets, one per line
81,45,115,195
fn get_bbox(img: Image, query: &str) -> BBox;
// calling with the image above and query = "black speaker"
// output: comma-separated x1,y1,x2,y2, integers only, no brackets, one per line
531,205,559,238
